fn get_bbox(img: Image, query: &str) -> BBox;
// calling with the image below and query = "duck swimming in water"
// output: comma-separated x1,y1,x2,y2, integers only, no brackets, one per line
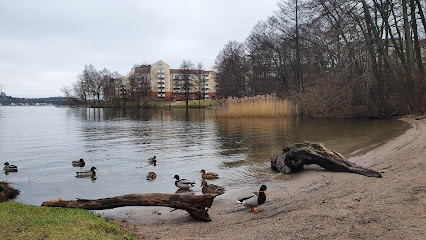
148,156,157,166
76,166,98,178
174,175,195,190
200,169,219,179
3,162,18,172
237,185,267,212
146,172,157,180
72,158,85,167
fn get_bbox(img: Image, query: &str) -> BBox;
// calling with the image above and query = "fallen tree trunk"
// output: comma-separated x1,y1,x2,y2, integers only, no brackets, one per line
41,193,216,221
0,182,20,202
271,142,382,178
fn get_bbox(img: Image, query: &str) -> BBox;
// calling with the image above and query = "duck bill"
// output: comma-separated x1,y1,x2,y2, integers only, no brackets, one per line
264,190,268,195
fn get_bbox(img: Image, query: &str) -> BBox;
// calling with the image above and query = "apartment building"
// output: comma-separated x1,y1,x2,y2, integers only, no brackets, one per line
129,60,216,101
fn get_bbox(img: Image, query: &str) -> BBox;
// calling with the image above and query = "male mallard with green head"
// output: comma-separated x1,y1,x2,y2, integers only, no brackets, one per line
149,156,157,166
174,175,195,190
201,179,225,195
237,185,267,212
3,162,18,172
200,169,219,179
72,158,85,167
76,166,98,178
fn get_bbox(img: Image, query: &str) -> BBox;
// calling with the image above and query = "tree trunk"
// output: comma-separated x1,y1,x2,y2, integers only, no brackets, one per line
411,0,425,75
416,0,426,35
403,0,415,75
361,0,397,78
41,193,216,222
271,142,382,178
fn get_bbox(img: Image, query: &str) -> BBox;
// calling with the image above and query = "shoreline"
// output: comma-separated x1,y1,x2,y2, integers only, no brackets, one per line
104,117,426,239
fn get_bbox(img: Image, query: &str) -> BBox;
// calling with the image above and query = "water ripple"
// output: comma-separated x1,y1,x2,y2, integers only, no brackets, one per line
0,106,409,205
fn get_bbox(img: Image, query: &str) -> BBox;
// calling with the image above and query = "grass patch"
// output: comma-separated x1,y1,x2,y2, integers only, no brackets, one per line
172,99,216,107
0,201,136,240
211,95,293,118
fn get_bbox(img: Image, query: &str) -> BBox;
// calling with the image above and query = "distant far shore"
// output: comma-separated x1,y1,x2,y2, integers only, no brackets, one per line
0,96,67,105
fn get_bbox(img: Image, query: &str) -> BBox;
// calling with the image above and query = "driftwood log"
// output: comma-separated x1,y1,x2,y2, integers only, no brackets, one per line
271,142,382,178
41,193,216,221
0,182,20,202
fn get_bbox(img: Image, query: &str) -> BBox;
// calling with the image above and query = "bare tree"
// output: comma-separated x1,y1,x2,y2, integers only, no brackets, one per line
81,65,99,103
129,73,151,107
196,62,205,107
76,74,90,105
214,41,249,98
60,86,80,104
62,65,121,106
179,60,195,108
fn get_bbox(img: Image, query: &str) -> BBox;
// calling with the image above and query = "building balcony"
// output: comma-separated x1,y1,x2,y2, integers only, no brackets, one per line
157,93,165,98
158,84,165,88
158,89,165,93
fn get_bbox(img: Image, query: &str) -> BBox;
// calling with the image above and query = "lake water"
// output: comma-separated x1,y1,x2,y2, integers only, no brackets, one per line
0,106,409,205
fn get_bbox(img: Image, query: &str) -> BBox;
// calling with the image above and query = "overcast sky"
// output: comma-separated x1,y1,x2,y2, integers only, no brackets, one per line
0,0,280,98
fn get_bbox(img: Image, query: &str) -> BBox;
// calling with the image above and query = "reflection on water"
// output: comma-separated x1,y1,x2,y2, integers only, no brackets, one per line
0,106,409,205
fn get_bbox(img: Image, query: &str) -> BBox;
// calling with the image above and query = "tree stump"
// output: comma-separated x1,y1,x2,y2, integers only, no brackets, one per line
271,142,382,178
41,193,216,221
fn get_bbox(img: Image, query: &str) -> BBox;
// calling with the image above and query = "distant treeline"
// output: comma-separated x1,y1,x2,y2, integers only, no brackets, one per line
61,65,123,106
0,96,68,105
214,0,426,118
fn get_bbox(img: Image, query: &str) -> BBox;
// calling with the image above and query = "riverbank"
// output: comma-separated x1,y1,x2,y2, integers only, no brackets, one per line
108,117,426,239
0,201,137,239
71,99,217,109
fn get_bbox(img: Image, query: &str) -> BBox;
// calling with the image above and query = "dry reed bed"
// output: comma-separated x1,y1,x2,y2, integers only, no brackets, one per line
211,95,293,118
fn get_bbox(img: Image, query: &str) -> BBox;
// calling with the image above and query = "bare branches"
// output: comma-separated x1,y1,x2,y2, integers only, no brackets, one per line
214,0,426,116
61,65,121,105
179,60,195,108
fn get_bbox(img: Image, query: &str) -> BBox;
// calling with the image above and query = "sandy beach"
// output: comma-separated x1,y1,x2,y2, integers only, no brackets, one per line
107,117,426,240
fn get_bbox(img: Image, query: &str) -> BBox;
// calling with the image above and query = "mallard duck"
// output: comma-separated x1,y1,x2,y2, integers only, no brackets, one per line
148,156,157,166
200,169,219,179
76,166,98,178
3,162,18,172
174,175,195,190
201,179,225,195
72,158,85,167
146,172,156,180
237,185,267,212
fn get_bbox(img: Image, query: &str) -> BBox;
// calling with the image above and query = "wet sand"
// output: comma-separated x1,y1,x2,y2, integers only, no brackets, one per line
103,117,426,240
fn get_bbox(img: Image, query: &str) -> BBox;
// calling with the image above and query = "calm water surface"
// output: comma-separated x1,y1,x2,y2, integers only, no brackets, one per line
0,106,409,205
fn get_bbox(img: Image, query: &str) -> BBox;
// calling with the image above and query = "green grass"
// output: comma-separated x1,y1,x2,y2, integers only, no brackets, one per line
172,99,217,107
0,202,137,240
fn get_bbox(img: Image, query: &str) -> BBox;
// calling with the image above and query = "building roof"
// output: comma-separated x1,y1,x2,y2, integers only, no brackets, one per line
134,65,151,73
